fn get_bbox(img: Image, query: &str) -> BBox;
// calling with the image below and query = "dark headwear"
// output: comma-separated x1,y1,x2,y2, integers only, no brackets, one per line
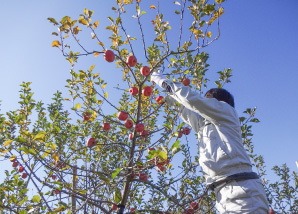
205,88,235,107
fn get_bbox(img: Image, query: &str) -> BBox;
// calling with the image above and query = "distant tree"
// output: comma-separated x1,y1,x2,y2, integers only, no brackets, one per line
0,0,297,213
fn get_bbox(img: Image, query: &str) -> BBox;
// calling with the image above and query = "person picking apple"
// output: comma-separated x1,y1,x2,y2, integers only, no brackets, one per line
151,70,269,213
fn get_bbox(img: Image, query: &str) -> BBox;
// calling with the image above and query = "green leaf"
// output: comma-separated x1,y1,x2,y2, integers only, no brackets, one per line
187,55,193,64
171,140,180,150
177,122,185,130
250,118,260,123
32,195,41,203
175,10,180,14
114,188,122,203
75,103,81,110
18,147,37,155
140,11,146,16
163,123,172,130
158,151,167,160
34,133,45,140
48,18,58,25
112,168,121,179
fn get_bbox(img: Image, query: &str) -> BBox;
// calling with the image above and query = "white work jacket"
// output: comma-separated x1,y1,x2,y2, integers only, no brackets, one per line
165,83,252,185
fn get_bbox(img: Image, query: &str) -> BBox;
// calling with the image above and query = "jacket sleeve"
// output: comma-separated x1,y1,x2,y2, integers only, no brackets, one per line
169,82,238,125
165,95,205,133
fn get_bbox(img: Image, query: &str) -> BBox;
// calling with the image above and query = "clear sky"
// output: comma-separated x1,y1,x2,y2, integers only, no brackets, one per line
0,0,297,184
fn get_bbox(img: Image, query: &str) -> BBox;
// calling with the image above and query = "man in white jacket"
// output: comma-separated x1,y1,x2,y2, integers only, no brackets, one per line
151,71,269,213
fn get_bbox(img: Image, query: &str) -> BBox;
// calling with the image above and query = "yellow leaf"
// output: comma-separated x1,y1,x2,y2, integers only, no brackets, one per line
51,143,57,150
75,103,81,110
79,19,89,25
150,5,156,9
102,83,107,89
206,31,212,38
93,20,99,29
44,150,51,157
94,73,100,78
73,26,81,35
97,41,104,47
52,32,58,36
51,40,61,47
94,52,99,57
3,140,13,147
3,121,11,125
68,58,73,64
34,134,45,142
2,149,9,154
52,153,59,162
63,35,69,39
104,92,108,98
84,8,88,15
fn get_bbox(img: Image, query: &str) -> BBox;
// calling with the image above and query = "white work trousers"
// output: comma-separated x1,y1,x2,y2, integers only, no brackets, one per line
215,179,269,213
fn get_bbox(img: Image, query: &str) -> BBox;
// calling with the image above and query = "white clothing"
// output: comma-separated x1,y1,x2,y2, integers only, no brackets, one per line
163,82,269,213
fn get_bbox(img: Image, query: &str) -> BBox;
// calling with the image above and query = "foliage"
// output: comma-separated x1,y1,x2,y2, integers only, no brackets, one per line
0,0,297,213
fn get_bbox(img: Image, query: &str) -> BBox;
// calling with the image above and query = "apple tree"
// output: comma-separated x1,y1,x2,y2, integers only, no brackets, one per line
0,0,297,214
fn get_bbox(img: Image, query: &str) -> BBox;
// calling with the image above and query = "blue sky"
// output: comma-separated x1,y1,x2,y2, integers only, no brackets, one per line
0,0,297,184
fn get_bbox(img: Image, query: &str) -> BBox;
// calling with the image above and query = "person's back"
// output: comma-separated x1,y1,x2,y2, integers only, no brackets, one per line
151,71,269,213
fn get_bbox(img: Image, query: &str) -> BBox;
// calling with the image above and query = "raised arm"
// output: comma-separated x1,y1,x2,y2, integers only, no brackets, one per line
164,95,204,133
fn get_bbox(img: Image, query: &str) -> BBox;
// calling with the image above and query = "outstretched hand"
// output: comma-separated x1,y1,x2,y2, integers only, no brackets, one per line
151,70,168,88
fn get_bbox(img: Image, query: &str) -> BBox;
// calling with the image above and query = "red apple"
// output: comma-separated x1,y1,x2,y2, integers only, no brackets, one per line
269,209,275,214
118,111,128,121
139,173,147,181
86,138,96,148
130,208,136,213
155,96,164,104
182,127,191,135
54,189,60,195
140,66,150,76
156,164,165,172
111,204,117,211
125,120,134,129
18,166,24,173
182,78,190,86
129,133,134,140
83,113,91,121
135,123,144,132
142,86,152,97
21,173,28,179
12,162,19,168
103,123,110,131
185,208,194,214
51,175,57,180
160,159,170,165
140,130,149,138
190,201,199,210
129,87,138,95
127,55,137,67
104,50,115,62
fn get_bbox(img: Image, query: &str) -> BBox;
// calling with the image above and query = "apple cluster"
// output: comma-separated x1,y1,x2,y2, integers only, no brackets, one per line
11,157,28,179
177,127,191,138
